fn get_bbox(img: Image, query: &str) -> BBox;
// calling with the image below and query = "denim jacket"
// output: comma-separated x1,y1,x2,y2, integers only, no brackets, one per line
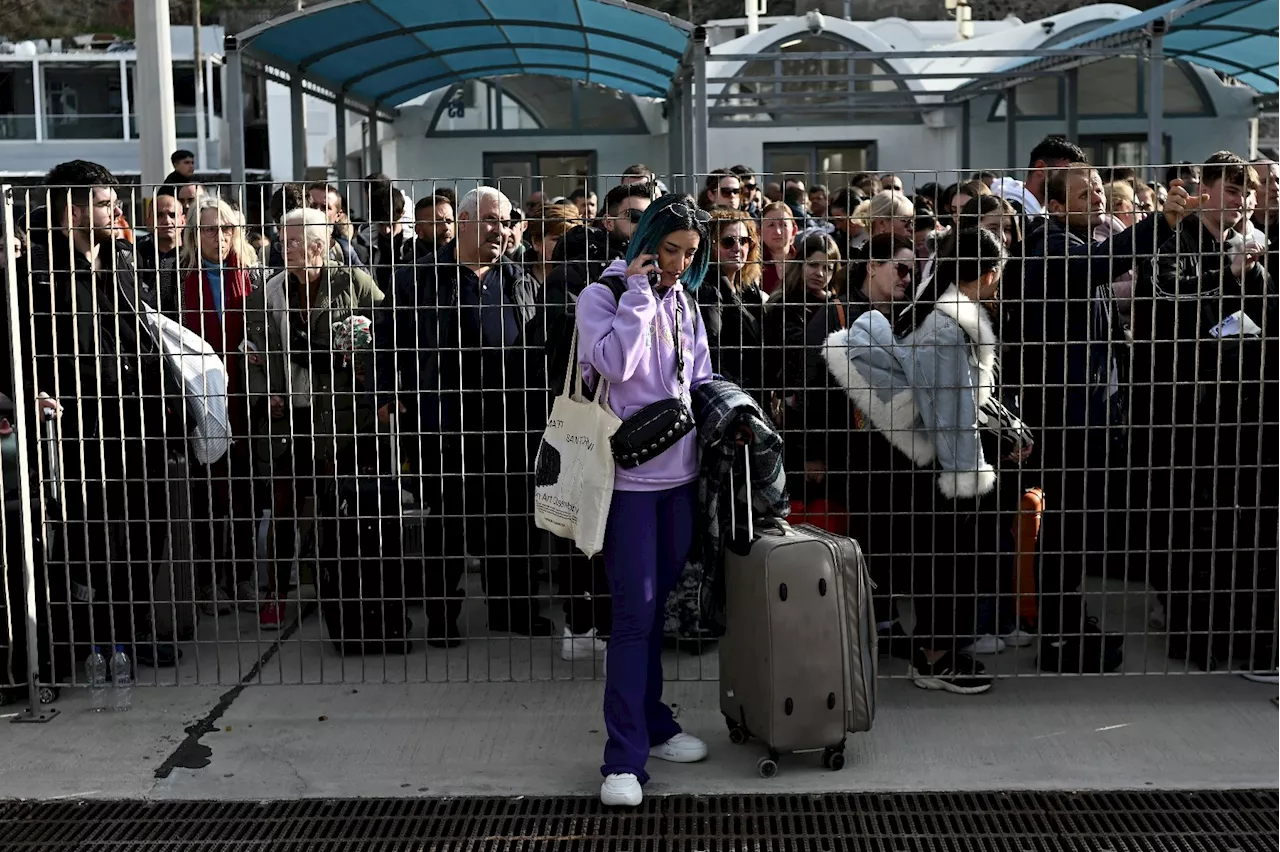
824,285,1011,500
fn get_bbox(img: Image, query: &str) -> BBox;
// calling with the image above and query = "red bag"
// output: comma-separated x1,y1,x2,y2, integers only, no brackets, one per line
789,499,849,536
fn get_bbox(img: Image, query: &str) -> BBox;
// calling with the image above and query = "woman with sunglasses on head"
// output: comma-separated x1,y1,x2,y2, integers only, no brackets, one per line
698,209,766,396
576,194,714,808
759,201,798,296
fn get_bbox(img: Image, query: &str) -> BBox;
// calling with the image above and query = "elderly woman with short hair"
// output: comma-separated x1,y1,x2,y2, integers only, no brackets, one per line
243,206,383,628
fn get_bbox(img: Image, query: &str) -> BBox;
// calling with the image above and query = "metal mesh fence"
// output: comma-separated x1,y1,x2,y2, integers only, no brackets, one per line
0,162,1275,703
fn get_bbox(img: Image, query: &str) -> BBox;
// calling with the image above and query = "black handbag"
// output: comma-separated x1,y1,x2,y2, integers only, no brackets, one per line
610,291,696,469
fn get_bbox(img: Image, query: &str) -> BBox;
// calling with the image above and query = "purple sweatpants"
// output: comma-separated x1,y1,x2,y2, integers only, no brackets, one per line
600,482,697,783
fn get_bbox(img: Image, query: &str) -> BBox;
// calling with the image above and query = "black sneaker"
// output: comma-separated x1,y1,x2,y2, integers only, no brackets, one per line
910,649,993,695
878,622,913,660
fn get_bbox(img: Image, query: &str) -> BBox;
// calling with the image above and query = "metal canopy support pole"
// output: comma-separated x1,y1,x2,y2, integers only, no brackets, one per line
134,0,177,188
193,0,208,169
290,73,308,181
1147,25,1166,178
692,27,709,186
1064,67,1079,143
335,94,348,187
666,83,682,193
960,100,972,172
2,185,56,724
31,59,42,142
1005,86,1018,171
224,35,246,199
368,110,382,175
681,77,694,196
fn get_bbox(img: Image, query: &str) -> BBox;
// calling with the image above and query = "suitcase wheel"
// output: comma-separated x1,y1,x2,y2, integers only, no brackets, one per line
724,713,749,745
757,756,779,779
822,746,846,771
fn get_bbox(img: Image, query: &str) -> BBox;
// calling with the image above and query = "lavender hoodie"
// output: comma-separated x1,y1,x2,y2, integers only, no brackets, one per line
577,259,713,492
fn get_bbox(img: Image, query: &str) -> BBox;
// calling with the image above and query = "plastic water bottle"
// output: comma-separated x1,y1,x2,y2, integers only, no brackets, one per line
85,646,107,712
109,645,132,712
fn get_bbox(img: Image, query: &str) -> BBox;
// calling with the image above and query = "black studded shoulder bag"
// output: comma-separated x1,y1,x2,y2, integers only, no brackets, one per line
609,291,696,469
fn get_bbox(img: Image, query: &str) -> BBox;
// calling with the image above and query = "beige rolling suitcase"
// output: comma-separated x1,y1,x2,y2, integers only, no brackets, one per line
718,451,877,777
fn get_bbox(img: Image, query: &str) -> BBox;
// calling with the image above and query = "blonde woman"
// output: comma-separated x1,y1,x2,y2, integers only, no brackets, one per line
171,193,264,619
524,202,579,284
759,200,797,295
698,208,765,392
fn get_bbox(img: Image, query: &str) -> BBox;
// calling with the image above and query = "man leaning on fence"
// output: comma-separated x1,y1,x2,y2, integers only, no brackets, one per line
375,186,552,641
16,159,181,669
1130,151,1278,679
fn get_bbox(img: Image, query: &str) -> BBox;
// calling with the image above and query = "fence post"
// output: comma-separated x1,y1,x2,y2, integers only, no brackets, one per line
3,185,58,723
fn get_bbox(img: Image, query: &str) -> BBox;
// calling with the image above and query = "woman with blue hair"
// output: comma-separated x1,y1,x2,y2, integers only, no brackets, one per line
576,194,714,806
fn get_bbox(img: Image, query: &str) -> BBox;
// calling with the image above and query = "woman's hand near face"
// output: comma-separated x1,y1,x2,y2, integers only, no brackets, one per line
625,253,659,284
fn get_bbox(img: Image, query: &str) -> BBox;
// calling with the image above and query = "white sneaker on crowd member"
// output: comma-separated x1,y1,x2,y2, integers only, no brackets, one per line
200,585,231,617
1002,627,1036,648
648,733,708,763
561,627,608,661
1240,671,1279,684
963,635,1006,655
600,773,643,807
235,581,258,613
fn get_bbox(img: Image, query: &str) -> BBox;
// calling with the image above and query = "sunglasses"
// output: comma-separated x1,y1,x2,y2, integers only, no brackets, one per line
719,235,753,249
664,202,711,227
200,224,236,236
718,186,742,197
891,262,915,280
622,208,646,224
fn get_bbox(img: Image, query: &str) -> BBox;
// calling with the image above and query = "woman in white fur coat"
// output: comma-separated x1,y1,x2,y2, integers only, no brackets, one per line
824,227,1032,696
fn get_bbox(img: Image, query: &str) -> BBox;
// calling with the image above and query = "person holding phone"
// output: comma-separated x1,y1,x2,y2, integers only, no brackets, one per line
575,194,714,807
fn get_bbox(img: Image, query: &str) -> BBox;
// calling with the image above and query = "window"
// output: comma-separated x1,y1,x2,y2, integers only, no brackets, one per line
482,151,598,206
715,34,919,126
764,142,877,188
990,58,1212,121
1079,134,1171,168
432,77,647,135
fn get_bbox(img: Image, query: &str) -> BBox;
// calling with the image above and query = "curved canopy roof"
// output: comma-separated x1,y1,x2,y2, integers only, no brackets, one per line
236,0,693,106
979,0,1278,95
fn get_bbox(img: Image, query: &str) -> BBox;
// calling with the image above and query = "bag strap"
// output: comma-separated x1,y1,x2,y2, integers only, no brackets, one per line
561,324,612,408
834,300,847,331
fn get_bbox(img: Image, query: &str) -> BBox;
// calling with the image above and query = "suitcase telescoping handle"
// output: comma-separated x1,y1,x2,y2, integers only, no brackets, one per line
728,434,791,542
728,434,754,540
39,402,60,507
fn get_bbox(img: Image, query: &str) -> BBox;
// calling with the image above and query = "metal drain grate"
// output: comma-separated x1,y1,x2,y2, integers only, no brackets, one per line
1,791,1276,851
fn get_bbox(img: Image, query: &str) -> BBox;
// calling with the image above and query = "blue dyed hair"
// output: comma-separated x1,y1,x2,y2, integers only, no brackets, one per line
623,193,711,293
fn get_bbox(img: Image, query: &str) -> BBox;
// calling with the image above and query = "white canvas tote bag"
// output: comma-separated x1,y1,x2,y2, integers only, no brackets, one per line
533,328,621,557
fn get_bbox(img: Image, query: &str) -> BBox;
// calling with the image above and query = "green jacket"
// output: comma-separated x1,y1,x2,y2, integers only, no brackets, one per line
243,260,383,470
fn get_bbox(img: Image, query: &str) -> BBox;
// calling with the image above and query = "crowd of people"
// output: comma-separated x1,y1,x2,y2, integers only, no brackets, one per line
0,139,1274,714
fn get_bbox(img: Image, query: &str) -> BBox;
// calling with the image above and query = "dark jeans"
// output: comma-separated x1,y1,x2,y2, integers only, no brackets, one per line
600,484,696,782
548,534,611,636
56,472,169,658
191,442,257,592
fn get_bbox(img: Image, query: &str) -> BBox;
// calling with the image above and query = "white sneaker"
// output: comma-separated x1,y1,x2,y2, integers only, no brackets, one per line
649,732,708,763
600,773,642,806
1002,628,1036,648
561,627,608,661
963,635,1006,655
200,585,231,617
1240,671,1279,684
234,581,259,613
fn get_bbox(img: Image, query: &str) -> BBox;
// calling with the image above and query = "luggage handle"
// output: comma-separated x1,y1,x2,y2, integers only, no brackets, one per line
39,404,60,507
727,434,754,541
